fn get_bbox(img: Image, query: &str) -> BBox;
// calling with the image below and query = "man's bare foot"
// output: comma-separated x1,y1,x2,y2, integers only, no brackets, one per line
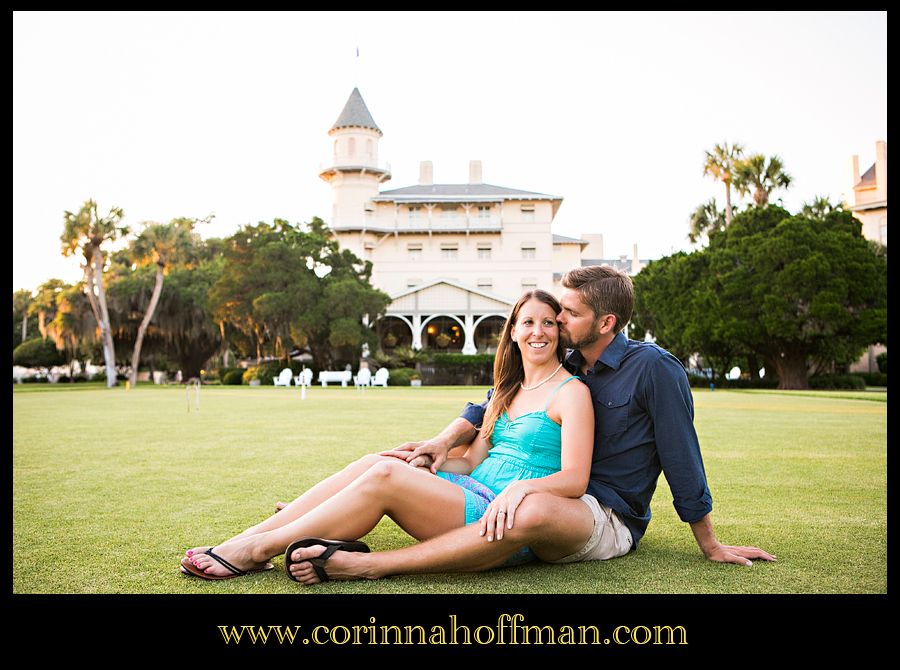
186,536,271,578
286,544,374,584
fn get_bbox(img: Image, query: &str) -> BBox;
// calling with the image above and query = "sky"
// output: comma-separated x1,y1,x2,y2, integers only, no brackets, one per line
12,11,887,293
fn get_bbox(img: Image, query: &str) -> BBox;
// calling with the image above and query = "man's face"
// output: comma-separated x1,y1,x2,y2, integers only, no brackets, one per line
557,288,602,350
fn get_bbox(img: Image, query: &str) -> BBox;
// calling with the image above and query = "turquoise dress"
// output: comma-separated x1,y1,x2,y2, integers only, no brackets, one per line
436,375,580,526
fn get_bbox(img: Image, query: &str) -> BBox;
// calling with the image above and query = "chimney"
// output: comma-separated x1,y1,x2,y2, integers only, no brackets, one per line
632,243,643,274
419,161,433,186
469,160,483,184
582,233,604,259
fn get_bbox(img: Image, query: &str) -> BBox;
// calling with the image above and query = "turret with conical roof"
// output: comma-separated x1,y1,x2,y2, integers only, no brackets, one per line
320,88,391,231
331,87,382,135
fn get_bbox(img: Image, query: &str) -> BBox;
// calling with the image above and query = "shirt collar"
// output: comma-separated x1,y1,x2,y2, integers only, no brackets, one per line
564,331,628,373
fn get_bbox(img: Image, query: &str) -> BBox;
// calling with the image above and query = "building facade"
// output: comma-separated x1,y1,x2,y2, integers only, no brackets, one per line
321,88,642,354
845,140,888,373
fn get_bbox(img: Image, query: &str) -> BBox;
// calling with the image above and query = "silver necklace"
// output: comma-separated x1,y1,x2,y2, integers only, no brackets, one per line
520,362,564,391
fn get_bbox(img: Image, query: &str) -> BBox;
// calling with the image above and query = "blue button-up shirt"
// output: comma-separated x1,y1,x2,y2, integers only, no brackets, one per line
459,332,713,548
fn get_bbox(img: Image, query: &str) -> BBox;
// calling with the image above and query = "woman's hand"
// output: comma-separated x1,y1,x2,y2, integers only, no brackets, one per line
479,481,532,542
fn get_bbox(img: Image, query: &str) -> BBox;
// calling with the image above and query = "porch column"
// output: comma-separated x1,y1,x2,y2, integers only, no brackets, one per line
462,313,477,355
412,314,423,350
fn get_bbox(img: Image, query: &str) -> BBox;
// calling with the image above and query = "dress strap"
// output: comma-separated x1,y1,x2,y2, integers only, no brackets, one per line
543,375,580,412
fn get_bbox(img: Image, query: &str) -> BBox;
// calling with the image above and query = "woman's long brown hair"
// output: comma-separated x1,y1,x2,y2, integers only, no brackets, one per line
480,289,565,442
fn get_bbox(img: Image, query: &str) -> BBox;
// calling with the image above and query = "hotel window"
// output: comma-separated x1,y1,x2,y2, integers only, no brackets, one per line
521,203,535,223
440,243,459,260
477,243,492,260
521,243,537,260
367,139,373,158
521,278,538,291
477,206,491,219
441,207,459,220
348,137,356,156
407,243,423,261
477,278,493,290
408,206,423,221
407,278,422,288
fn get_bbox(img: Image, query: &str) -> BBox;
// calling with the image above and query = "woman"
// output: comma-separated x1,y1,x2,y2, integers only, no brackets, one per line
181,289,593,582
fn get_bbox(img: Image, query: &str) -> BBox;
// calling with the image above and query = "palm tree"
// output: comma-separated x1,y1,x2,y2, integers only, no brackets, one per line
688,198,729,245
733,153,793,207
47,282,101,379
126,217,205,387
61,200,128,387
702,142,744,225
13,289,32,344
800,195,842,220
28,279,67,340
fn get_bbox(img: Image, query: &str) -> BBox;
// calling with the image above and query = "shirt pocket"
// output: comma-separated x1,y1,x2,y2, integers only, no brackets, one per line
594,392,631,438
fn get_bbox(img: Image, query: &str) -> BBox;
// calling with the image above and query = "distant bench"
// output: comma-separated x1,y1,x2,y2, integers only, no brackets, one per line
318,370,352,387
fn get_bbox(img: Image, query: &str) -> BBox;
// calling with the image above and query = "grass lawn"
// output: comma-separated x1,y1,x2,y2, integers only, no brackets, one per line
13,383,886,594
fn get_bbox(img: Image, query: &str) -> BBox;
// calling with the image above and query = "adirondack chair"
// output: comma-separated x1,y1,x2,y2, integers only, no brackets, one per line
273,368,293,386
294,367,313,387
372,367,389,387
354,367,372,389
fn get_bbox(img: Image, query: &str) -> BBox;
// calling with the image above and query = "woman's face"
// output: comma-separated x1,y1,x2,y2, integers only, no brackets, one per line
510,298,560,364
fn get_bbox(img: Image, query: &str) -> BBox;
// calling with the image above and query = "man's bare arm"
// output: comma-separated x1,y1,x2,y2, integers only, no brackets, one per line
380,417,478,473
689,514,777,566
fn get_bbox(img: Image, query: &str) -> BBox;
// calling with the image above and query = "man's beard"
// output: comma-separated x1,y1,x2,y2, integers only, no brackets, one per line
560,318,601,350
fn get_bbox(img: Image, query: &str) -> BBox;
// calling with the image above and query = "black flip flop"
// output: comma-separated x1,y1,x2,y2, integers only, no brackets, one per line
284,537,371,583
180,547,274,580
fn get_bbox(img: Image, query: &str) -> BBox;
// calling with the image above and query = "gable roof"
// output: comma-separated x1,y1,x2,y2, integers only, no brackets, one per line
855,162,877,188
388,278,513,306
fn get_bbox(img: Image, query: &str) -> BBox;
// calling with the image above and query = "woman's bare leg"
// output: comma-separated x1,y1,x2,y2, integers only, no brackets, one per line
187,459,466,577
185,453,403,557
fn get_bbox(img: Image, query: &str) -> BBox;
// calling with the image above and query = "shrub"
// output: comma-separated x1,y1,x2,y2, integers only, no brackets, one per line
808,374,866,390
223,369,245,385
427,353,495,385
218,367,242,382
243,361,304,385
12,337,65,369
855,372,887,388
387,367,418,386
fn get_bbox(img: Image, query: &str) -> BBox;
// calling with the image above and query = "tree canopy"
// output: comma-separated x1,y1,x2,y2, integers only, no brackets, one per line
636,205,886,389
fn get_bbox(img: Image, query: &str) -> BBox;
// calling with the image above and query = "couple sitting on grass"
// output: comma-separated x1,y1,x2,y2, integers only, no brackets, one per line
181,265,774,585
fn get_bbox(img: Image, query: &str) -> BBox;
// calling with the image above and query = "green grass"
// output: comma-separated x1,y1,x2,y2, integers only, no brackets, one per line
13,384,886,594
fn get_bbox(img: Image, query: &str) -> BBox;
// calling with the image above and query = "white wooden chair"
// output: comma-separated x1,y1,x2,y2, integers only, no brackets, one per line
372,367,390,387
294,367,313,387
354,368,372,389
273,368,293,386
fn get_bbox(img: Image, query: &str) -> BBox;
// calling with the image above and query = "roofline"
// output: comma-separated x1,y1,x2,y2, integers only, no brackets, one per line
553,238,589,246
329,124,383,137
388,278,514,306
849,200,887,211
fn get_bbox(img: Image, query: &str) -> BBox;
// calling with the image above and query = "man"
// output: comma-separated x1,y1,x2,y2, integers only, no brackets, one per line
287,265,774,584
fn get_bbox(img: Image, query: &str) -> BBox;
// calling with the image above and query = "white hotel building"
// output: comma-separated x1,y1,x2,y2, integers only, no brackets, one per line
320,88,641,354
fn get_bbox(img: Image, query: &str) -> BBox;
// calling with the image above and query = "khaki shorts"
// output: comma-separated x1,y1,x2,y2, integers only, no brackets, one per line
544,494,633,564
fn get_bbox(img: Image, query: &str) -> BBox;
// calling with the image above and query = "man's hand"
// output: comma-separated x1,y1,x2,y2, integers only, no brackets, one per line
704,544,777,567
380,439,448,473
690,515,776,566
